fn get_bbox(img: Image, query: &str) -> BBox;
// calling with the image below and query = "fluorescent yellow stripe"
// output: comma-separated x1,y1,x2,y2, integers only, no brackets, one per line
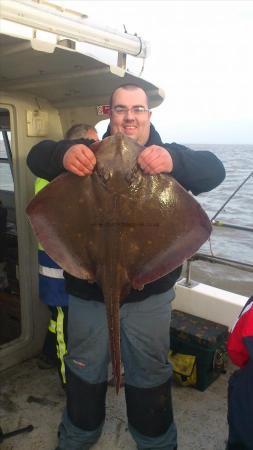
56,307,67,384
35,178,49,250
48,319,56,333
35,177,49,194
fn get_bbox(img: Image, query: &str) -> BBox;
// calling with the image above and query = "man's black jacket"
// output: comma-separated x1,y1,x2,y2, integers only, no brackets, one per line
27,124,225,303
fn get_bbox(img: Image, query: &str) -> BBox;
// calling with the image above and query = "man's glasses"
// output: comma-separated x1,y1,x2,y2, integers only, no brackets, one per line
111,106,150,115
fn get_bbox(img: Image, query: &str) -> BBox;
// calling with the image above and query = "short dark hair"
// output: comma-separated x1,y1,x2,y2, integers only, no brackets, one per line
109,84,149,108
65,123,97,140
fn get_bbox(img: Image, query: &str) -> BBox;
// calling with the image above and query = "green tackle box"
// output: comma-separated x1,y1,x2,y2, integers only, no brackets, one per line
170,309,229,391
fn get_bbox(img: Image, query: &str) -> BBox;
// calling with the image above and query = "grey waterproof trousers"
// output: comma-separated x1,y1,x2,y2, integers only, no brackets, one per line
57,290,177,450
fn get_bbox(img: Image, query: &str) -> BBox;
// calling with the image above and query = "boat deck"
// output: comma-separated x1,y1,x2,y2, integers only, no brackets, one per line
0,357,233,450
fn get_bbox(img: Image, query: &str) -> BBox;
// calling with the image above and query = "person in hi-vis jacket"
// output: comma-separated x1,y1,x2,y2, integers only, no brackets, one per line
36,124,98,386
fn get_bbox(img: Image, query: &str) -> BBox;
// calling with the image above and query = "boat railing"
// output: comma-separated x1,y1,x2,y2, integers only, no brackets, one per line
183,220,253,287
211,220,253,233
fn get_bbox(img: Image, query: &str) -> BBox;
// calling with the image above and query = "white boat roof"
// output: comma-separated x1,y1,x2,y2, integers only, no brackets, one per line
0,1,165,110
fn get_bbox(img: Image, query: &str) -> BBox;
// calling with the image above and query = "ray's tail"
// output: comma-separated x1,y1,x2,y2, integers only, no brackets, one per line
100,262,130,393
105,292,122,393
98,211,130,393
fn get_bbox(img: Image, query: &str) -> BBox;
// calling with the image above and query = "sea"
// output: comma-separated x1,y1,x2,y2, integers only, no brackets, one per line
186,144,253,297
0,143,252,296
187,144,253,264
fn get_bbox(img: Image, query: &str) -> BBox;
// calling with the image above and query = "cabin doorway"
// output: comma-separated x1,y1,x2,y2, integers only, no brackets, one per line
0,108,21,346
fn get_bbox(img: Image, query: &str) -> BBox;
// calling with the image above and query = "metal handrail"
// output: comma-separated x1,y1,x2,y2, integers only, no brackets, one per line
183,174,253,286
184,252,253,288
212,220,253,233
1,0,149,58
190,253,253,272
184,216,253,287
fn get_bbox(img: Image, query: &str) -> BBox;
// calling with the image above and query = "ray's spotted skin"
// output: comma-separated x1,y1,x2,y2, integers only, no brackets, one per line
26,133,212,392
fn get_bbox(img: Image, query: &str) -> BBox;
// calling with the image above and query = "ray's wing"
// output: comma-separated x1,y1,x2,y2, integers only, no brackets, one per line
26,171,110,281
109,172,212,290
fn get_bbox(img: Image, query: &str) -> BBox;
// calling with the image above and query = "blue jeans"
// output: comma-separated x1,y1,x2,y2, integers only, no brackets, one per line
58,290,177,450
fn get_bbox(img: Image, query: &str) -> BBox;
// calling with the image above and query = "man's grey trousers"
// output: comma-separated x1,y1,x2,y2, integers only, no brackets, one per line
58,290,177,450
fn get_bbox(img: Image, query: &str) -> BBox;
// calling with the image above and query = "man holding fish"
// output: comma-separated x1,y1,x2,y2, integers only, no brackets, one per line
27,84,225,450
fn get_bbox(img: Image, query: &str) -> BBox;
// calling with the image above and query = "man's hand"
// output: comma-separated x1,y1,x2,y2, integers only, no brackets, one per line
138,145,173,174
63,144,96,176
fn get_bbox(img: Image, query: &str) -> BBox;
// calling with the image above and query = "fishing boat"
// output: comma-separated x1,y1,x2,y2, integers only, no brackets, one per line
0,1,252,449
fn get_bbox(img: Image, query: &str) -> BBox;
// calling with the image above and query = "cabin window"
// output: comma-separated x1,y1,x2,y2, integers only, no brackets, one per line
96,118,109,140
0,108,21,345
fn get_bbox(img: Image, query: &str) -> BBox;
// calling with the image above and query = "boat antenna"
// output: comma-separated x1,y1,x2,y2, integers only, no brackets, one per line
211,171,253,222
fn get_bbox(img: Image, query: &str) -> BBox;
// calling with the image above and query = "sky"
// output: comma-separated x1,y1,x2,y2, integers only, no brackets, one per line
44,1,253,144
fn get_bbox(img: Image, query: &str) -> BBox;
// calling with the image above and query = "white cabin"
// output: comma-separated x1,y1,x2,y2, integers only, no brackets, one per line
0,0,164,371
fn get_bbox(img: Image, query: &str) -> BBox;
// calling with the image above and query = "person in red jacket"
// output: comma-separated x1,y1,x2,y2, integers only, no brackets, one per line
226,295,253,450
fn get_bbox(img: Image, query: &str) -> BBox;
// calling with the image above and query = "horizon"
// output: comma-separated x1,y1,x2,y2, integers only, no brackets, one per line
0,138,253,147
